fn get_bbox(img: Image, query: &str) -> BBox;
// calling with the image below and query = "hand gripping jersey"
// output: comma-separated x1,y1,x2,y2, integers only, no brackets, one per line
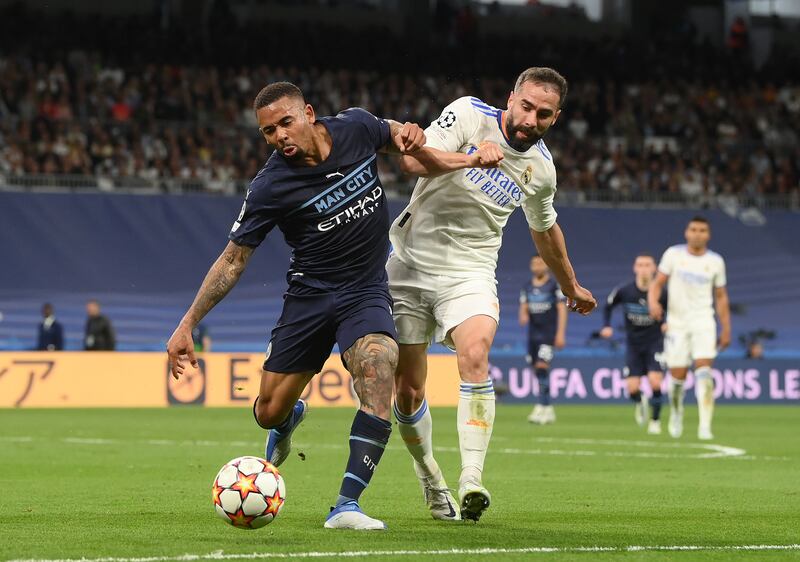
389,96,558,280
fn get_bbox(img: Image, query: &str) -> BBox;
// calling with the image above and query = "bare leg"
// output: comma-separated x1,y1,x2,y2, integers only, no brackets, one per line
451,316,497,485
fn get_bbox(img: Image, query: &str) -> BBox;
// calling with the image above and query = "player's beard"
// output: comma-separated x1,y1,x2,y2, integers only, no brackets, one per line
505,113,543,152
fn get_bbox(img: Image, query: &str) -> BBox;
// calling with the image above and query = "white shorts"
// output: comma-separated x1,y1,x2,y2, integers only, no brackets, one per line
386,254,499,350
664,324,717,368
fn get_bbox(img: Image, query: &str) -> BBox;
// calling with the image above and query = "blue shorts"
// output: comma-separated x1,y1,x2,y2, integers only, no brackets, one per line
527,337,555,365
264,282,396,374
624,340,664,377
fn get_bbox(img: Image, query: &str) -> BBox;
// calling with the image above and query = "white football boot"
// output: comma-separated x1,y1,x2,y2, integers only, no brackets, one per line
458,480,491,522
697,425,714,441
415,464,460,521
542,405,556,425
527,404,545,424
647,419,662,435
324,501,387,530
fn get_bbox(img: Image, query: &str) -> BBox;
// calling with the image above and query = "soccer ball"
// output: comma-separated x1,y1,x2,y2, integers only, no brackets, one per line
212,456,286,529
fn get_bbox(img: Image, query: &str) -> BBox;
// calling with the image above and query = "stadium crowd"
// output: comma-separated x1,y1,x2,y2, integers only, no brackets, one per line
0,5,798,203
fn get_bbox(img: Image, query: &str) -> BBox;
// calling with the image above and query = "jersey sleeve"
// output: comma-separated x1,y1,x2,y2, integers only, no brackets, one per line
338,107,392,151
521,185,558,232
714,256,727,288
602,286,621,326
423,97,481,153
658,247,676,276
519,287,528,304
228,177,279,248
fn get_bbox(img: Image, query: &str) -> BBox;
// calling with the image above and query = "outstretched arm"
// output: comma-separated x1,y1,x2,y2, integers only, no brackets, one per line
166,241,254,378
648,272,668,321
600,288,620,338
531,223,596,315
397,143,503,178
715,286,731,350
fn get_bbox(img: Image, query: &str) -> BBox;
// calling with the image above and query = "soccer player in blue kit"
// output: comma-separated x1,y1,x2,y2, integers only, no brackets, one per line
600,254,668,435
519,255,567,424
166,82,503,530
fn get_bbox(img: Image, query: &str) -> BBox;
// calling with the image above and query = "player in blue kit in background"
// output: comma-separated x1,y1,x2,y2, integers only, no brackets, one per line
600,254,667,435
519,255,567,424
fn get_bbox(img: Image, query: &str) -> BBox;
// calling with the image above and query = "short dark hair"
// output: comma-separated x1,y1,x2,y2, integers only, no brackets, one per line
635,253,655,261
689,215,710,226
514,67,568,107
253,81,305,112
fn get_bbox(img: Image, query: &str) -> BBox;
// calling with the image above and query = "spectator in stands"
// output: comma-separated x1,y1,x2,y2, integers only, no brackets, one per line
84,299,116,351
746,340,764,359
36,302,64,351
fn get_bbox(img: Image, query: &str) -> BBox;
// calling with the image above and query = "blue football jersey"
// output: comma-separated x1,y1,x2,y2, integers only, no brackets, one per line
229,108,392,291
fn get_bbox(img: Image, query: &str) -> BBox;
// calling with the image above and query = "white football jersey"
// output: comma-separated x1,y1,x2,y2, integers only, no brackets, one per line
658,244,727,327
389,96,558,279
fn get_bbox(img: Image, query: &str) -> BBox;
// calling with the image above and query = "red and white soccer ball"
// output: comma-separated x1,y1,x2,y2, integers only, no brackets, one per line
212,456,286,529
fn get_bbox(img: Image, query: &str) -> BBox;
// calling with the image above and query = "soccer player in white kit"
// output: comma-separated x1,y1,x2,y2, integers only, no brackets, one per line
647,217,731,440
388,67,597,522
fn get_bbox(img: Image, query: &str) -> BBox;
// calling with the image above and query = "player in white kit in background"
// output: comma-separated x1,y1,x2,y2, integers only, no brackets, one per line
389,67,596,522
647,217,731,440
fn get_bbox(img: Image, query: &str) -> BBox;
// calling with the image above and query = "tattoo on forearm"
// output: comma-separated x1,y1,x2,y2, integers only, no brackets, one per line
343,333,398,418
187,243,252,324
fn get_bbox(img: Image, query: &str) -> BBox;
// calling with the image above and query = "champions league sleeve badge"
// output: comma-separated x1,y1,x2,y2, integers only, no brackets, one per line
436,110,456,129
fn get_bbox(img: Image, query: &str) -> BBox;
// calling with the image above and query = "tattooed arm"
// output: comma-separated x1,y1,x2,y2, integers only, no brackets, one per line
166,241,254,378
343,333,398,420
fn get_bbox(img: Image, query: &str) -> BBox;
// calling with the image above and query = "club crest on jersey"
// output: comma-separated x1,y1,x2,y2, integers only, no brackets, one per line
522,165,533,185
437,111,456,129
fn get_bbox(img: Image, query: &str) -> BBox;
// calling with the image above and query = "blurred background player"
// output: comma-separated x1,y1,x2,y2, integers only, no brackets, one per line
36,303,64,351
389,67,596,522
84,299,115,351
600,254,667,435
648,217,730,440
519,255,566,425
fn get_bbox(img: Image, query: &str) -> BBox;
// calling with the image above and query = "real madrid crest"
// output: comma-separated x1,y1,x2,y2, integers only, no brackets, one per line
522,165,533,185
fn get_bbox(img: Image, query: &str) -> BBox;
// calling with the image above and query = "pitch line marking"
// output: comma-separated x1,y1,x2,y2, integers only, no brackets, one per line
7,543,800,562
2,435,787,461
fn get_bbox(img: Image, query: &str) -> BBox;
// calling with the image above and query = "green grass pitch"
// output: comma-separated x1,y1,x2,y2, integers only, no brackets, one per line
1,405,799,561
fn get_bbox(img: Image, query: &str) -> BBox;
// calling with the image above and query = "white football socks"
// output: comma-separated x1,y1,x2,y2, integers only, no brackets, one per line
694,366,715,431
457,379,495,487
669,376,686,413
393,399,441,481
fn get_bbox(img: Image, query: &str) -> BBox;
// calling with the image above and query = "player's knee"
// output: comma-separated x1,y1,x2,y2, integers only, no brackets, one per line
394,378,425,412
347,334,399,380
253,396,292,429
457,340,490,380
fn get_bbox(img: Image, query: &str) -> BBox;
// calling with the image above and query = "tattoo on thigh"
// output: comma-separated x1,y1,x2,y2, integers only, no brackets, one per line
343,334,398,414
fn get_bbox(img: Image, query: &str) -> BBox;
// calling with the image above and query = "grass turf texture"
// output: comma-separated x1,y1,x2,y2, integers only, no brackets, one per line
1,405,798,561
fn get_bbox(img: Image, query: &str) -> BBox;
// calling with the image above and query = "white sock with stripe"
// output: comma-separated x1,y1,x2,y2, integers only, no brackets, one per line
393,399,442,481
457,379,495,487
